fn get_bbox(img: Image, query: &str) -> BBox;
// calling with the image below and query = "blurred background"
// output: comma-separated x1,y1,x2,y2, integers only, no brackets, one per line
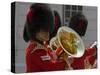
14,2,97,73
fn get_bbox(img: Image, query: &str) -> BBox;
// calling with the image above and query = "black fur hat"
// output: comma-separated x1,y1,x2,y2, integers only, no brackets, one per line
69,12,88,36
50,10,61,39
23,3,54,42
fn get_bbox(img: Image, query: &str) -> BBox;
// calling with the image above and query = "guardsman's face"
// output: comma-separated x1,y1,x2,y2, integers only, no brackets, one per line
36,29,49,41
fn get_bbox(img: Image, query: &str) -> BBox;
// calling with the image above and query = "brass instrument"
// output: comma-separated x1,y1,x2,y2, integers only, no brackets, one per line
50,26,85,58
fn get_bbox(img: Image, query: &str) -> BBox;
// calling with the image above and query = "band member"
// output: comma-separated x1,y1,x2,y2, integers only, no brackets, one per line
23,3,67,72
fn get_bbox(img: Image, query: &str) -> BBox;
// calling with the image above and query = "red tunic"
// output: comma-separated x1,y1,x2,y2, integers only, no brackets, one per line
26,41,66,72
71,48,97,69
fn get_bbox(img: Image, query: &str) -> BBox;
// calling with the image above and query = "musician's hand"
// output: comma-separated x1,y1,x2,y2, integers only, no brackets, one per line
84,57,92,69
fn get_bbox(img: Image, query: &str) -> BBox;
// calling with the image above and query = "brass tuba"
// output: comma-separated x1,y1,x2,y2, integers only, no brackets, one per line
50,26,85,58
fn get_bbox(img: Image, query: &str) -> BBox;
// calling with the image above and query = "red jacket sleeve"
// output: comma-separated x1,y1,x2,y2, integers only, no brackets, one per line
71,48,97,69
26,49,66,72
